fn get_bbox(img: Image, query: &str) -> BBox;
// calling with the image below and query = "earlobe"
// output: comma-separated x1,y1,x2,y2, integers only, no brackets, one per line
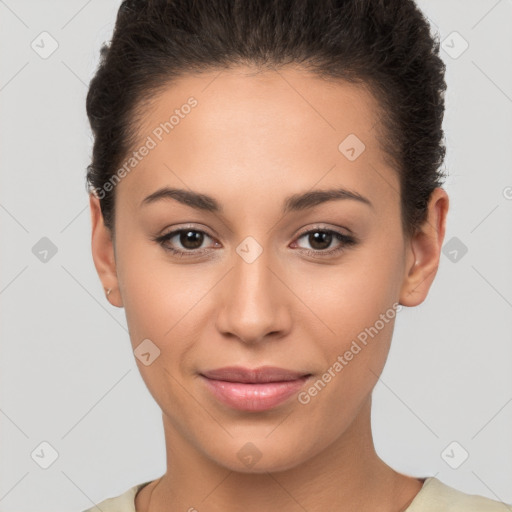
399,187,449,307
89,193,123,307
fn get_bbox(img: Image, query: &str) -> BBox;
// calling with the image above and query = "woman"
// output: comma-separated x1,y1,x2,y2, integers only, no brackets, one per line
83,0,509,510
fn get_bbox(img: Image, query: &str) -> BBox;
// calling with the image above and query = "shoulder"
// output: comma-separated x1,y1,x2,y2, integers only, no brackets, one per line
80,481,153,512
407,477,511,512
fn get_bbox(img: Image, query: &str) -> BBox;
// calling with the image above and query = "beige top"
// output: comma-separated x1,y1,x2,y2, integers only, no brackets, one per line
82,476,509,512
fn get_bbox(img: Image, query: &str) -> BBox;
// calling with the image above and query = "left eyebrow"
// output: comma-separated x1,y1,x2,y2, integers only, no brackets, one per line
282,187,374,214
140,186,374,214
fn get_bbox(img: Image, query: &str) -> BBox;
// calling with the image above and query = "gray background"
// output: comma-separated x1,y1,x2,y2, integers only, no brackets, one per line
1,0,511,510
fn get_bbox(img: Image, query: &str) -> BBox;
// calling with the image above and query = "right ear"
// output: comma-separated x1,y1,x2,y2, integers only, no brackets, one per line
89,193,123,307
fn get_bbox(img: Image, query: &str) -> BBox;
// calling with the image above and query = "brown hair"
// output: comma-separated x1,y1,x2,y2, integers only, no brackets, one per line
86,0,447,239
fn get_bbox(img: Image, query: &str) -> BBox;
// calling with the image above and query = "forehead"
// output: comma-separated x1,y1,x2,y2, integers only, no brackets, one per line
118,65,399,216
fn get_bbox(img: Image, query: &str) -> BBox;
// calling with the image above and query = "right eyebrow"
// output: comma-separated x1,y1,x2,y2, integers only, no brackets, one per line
141,187,221,212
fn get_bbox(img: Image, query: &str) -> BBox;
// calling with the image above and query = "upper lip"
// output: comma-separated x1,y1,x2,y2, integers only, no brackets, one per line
200,366,311,383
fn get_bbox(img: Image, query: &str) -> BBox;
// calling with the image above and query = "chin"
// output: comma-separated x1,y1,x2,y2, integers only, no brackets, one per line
201,436,314,474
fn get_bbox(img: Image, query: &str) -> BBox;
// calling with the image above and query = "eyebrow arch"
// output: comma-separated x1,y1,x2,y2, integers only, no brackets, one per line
140,186,374,213
141,187,219,212
283,188,374,214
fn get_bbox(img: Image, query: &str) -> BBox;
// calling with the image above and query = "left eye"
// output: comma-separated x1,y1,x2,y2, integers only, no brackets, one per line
293,229,356,256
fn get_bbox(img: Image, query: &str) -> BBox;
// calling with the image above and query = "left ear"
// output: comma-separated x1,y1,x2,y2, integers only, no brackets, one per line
399,187,450,307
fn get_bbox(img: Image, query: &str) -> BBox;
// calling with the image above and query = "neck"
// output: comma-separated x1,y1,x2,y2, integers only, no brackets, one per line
137,396,423,512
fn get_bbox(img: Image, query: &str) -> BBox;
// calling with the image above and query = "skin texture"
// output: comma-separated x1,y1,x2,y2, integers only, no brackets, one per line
89,66,449,512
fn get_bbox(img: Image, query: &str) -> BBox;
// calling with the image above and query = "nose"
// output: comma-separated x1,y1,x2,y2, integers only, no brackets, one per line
215,247,292,345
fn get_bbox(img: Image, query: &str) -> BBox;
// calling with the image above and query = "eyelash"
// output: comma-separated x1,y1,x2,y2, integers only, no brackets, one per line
153,225,357,259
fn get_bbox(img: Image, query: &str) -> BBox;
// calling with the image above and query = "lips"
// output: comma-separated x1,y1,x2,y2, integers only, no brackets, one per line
199,366,313,412
200,365,311,383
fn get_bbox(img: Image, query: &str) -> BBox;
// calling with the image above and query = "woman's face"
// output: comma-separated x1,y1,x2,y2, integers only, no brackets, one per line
91,66,446,472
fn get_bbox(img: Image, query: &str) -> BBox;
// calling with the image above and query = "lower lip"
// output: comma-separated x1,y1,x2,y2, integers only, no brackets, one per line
200,375,311,412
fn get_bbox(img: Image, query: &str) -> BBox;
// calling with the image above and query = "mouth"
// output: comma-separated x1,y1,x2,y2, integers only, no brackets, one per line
199,366,312,412
200,365,312,383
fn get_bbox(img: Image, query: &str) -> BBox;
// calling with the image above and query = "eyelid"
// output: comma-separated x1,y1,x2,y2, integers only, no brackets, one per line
294,223,352,239
157,222,215,237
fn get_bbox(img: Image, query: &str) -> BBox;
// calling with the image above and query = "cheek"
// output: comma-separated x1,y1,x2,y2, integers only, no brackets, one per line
116,239,220,374
117,235,188,319
297,238,403,340
297,284,399,426
294,231,403,387
115,242,206,412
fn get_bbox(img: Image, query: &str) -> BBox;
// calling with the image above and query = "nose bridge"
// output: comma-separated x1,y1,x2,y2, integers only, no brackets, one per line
215,239,289,342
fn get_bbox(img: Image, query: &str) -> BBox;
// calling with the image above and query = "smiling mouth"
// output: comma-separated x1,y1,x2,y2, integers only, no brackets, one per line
200,373,312,412
200,365,312,383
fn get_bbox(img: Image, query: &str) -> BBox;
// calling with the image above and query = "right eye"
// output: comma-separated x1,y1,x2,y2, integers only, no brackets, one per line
153,227,220,257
